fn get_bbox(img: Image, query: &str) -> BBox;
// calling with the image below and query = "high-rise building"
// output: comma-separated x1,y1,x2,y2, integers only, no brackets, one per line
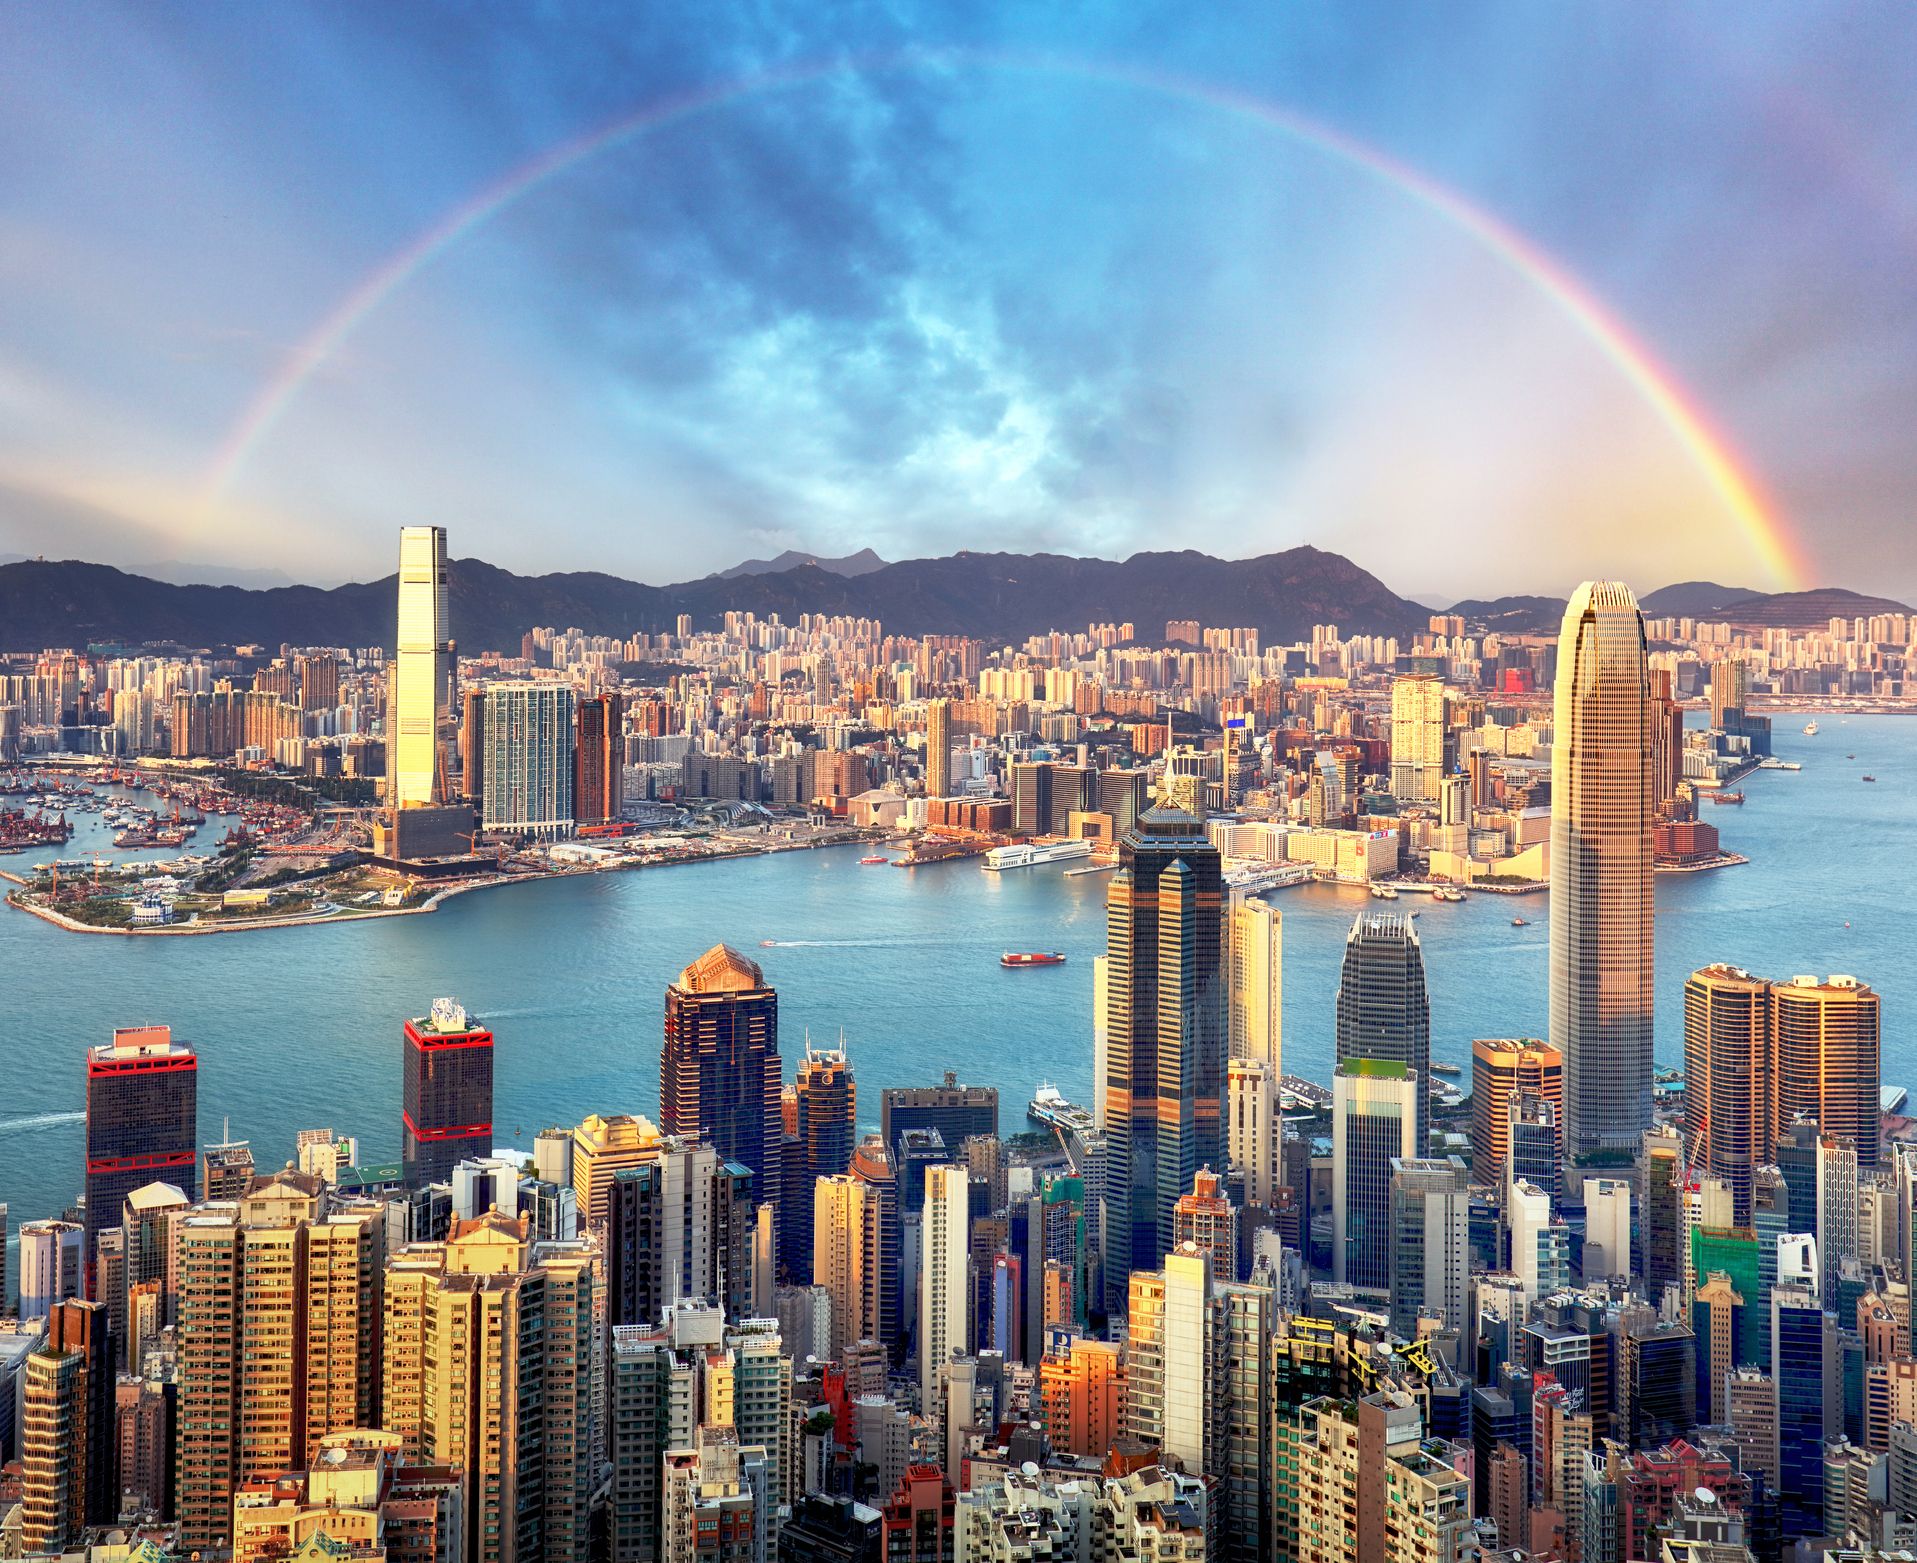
1102,806,1225,1308
1227,892,1282,1069
1332,1060,1421,1290
1038,1332,1126,1458
814,1171,884,1359
85,1024,197,1289
1550,580,1656,1161
1772,974,1880,1167
402,997,494,1188
574,692,625,826
390,524,456,807
924,697,951,800
1172,1168,1237,1274
18,1218,85,1321
1227,1058,1283,1210
1684,965,1771,1223
662,1425,775,1563
1470,1040,1563,1186
1583,1176,1633,1281
919,1164,971,1416
793,1041,856,1249
1389,674,1447,803
1773,1280,1830,1538
881,1073,997,1165
660,944,782,1234
1335,912,1431,1152
480,682,577,838
19,1299,114,1553
202,1132,255,1200
1388,1156,1470,1336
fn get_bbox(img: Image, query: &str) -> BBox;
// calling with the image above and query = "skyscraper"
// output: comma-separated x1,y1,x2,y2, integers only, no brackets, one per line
1470,1039,1562,1185
1389,673,1447,803
925,696,951,800
390,524,455,808
1226,892,1281,1069
1332,1059,1420,1290
1388,1156,1470,1336
574,691,625,826
1684,964,1772,1223
402,998,494,1188
1334,912,1431,1152
919,1164,971,1416
660,944,782,1227
19,1300,114,1554
85,1024,197,1289
1550,581,1656,1162
480,682,577,838
1102,805,1225,1309
1772,974,1880,1167
814,1173,885,1358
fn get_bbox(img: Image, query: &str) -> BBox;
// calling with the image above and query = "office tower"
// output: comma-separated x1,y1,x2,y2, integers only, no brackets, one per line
479,681,577,837
391,524,456,807
1692,1271,1745,1422
402,997,494,1188
1389,673,1447,802
85,1024,197,1286
18,1219,84,1320
1817,1132,1861,1304
1725,1367,1779,1486
1583,1177,1633,1280
1773,1282,1828,1538
1471,1040,1563,1185
573,691,625,826
1227,1058,1283,1209
792,1041,856,1260
1685,965,1771,1223
601,1138,755,1328
881,1073,998,1165
19,1299,114,1552
1509,1179,1569,1302
202,1132,255,1200
1388,1156,1470,1336
1332,1060,1421,1289
1508,1094,1561,1203
1550,580,1656,1161
1038,1333,1126,1457
459,683,487,806
925,697,951,799
1227,892,1282,1068
849,1135,900,1357
920,1164,971,1415
660,944,781,1236
381,1217,601,1563
1639,1127,1685,1301
1335,912,1431,1152
1102,806,1226,1307
1772,974,1880,1167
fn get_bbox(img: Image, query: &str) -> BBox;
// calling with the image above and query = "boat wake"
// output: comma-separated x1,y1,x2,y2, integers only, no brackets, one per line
762,938,923,948
0,1109,84,1135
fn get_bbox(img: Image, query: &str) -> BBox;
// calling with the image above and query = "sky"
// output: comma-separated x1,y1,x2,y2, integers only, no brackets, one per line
0,3,1912,602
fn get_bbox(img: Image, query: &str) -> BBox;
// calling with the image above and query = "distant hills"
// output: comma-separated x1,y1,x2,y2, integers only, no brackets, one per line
0,548,1904,653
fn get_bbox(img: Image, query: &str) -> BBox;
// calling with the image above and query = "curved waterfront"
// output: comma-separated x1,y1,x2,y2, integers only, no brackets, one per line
0,717,1906,1227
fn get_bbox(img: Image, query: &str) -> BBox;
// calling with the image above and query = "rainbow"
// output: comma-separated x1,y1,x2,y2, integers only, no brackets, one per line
200,50,1807,588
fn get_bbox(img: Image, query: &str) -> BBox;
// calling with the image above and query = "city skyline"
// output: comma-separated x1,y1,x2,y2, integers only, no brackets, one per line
4,6,1915,598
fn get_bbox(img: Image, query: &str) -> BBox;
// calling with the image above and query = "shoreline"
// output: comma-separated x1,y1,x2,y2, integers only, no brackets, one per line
2,837,860,938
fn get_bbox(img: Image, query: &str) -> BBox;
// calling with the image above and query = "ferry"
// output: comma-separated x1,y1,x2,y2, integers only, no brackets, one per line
1001,951,1067,968
1756,758,1802,771
1430,885,1465,903
1803,721,1820,735
1029,1084,1097,1136
1862,775,1878,783
859,855,889,865
983,839,1093,871
1369,882,1399,900
1706,791,1745,805
1430,1060,1462,1076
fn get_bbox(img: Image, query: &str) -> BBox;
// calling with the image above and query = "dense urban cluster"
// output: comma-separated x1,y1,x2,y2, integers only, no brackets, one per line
0,533,1905,1563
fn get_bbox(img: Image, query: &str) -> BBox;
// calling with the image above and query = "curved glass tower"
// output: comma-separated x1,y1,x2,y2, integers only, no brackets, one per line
1550,580,1655,1162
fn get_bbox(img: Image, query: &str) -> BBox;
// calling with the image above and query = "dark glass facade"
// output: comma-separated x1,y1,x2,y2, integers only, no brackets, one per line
85,1028,197,1280
402,1005,494,1187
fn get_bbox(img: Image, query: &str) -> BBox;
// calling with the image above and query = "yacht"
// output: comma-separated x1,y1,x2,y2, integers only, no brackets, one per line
1803,721,1820,735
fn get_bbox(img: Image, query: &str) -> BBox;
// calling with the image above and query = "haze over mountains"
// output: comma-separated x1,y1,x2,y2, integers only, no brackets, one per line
0,549,1904,654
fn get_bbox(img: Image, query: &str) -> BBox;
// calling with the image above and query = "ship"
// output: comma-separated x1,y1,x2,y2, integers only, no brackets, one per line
1511,916,1530,927
1430,885,1465,902
859,855,889,865
1756,758,1802,771
983,839,1093,871
1804,721,1820,735
1862,774,1877,783
1001,951,1067,968
1706,791,1745,804
1368,882,1399,900
1029,1083,1097,1136
1430,1060,1462,1076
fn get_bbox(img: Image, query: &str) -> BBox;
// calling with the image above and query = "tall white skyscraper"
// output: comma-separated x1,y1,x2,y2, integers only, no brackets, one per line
1550,581,1656,1161
390,525,455,807
918,1163,971,1416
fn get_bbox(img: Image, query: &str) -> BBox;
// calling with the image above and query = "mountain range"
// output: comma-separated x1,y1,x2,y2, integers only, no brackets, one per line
0,550,1904,653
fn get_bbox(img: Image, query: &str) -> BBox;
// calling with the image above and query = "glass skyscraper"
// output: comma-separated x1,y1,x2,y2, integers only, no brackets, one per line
1550,581,1656,1162
401,997,493,1187
1335,911,1431,1153
390,524,455,807
480,682,577,838
1101,805,1225,1311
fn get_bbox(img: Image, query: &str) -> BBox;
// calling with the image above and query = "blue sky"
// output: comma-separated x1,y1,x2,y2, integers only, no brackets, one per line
1,2,1912,600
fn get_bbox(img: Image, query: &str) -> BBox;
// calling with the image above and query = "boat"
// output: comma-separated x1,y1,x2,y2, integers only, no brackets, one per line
1706,791,1745,805
1756,758,1801,771
1804,721,1819,735
983,839,1093,871
1430,885,1465,903
1001,951,1067,968
1862,775,1877,783
1430,1060,1462,1076
1029,1083,1097,1135
859,855,889,865
1511,916,1530,927
1369,883,1399,900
